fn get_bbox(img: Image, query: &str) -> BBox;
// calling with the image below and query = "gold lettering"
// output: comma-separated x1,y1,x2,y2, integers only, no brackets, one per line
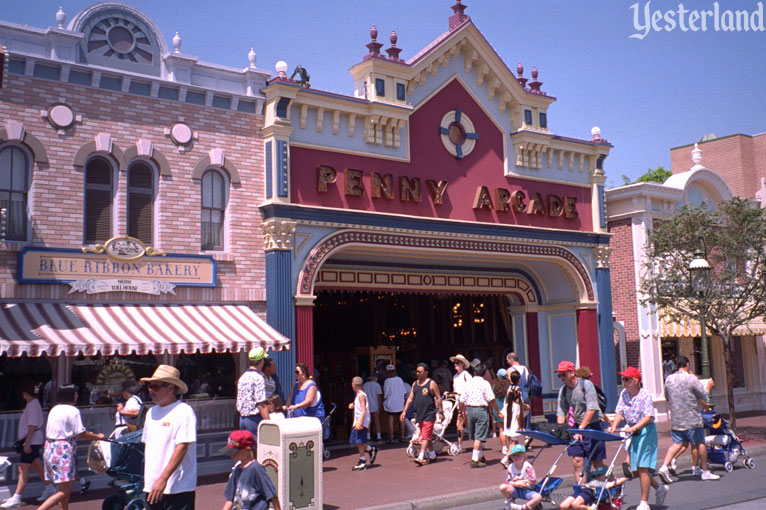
495,188,511,212
426,179,448,205
548,195,563,216
371,172,394,199
345,168,364,196
400,176,421,202
564,196,578,218
527,193,546,216
317,165,337,192
472,186,494,210
511,190,526,212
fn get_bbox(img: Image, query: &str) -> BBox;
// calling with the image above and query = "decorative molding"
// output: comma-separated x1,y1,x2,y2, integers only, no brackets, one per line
262,219,296,251
0,122,50,164
594,245,612,269
124,140,172,177
72,133,124,169
297,230,594,300
41,103,82,135
191,149,241,184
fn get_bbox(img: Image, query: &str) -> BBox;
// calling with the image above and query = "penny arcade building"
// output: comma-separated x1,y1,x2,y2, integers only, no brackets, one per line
261,2,617,417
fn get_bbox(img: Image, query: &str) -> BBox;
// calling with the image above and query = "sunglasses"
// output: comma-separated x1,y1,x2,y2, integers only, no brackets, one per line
557,373,568,379
148,383,168,391
295,370,302,374
622,377,635,382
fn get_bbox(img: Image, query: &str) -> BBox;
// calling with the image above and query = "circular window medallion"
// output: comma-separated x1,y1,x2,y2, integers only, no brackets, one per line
169,122,193,146
439,109,478,159
47,103,76,130
107,25,136,53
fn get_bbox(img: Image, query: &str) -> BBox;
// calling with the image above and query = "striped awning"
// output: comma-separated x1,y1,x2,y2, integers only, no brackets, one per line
0,302,290,357
658,315,766,338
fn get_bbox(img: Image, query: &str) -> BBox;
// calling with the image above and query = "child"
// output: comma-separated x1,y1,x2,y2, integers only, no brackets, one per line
348,376,378,471
559,466,627,510
501,371,526,466
267,394,286,421
493,370,510,456
499,444,542,510
219,430,281,510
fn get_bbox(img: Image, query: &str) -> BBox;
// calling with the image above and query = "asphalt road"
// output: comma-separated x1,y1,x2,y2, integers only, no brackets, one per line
451,453,765,510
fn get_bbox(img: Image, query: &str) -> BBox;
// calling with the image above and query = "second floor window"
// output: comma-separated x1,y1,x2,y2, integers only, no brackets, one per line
127,162,154,244
201,169,226,250
84,157,113,244
0,145,30,241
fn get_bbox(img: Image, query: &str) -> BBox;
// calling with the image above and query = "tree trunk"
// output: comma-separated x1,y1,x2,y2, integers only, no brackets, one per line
721,334,737,431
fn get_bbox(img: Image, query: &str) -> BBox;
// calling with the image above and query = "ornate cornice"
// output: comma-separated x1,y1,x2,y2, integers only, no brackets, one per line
594,245,612,269
262,219,296,251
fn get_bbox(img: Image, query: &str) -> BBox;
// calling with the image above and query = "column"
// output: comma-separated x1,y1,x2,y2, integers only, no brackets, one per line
263,219,297,397
526,311,543,416
576,308,600,383
596,263,618,412
295,305,315,375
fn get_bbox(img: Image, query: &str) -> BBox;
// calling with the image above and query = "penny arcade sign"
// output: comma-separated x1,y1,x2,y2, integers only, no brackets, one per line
317,165,579,218
18,236,216,294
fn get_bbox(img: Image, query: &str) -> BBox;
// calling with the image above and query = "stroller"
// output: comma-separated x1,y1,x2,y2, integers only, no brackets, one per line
87,427,148,510
405,393,461,458
516,429,568,506
702,410,756,472
286,402,337,459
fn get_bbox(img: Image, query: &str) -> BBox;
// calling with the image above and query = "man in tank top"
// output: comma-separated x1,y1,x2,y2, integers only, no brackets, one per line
401,363,443,465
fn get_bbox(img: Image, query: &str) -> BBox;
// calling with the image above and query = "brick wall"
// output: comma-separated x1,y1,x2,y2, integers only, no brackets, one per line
608,218,641,368
0,73,266,304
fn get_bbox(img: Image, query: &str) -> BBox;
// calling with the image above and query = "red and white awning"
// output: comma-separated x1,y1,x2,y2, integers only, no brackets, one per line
0,302,290,357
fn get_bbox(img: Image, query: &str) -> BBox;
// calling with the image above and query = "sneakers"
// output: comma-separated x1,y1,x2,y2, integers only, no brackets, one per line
691,466,702,476
368,446,378,465
655,484,668,505
36,484,57,502
636,502,651,510
669,458,678,475
428,449,436,460
79,478,91,495
701,470,721,480
500,456,510,468
508,503,525,510
352,459,367,471
657,464,673,484
0,495,22,509
470,459,487,468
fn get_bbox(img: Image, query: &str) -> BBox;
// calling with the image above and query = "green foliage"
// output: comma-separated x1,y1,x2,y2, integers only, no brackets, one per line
621,166,673,186
641,197,766,428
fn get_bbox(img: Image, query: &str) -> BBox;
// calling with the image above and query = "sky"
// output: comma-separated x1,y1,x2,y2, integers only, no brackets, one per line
4,0,766,188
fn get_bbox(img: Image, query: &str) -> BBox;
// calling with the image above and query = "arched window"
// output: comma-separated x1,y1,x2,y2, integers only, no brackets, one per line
127,161,155,244
0,145,30,241
201,169,226,250
84,156,114,244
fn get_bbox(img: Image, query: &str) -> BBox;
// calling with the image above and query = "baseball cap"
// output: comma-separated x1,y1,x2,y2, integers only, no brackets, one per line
496,368,507,378
509,444,526,455
554,360,576,373
248,347,268,362
218,430,255,457
618,366,642,381
386,363,395,371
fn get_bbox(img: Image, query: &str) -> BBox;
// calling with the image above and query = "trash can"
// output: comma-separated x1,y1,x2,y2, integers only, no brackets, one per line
258,417,323,510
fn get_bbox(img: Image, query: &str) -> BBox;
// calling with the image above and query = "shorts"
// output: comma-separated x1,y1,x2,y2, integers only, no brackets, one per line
466,406,490,441
146,490,195,510
350,427,369,444
567,423,607,461
240,414,263,438
671,427,705,445
511,487,540,500
385,409,403,417
418,421,435,441
44,438,77,483
572,486,597,506
20,443,42,464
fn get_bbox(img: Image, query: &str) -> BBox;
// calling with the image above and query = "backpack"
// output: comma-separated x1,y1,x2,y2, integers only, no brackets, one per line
527,371,543,397
594,384,608,414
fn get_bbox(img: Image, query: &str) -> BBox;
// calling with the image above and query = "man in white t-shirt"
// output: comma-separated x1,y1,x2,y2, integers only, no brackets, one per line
140,365,197,510
363,375,383,442
450,354,472,451
382,364,409,443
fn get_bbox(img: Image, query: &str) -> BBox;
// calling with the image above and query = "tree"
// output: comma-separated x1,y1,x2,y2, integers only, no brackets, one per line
621,166,673,186
640,198,766,429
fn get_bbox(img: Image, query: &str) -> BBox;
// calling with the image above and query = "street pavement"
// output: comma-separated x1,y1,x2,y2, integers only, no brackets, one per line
12,411,766,510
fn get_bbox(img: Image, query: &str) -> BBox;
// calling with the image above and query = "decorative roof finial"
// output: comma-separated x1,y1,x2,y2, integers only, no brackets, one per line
516,62,524,77
386,30,403,61
449,0,469,31
366,24,383,57
275,61,288,78
248,48,257,68
591,126,602,141
55,7,66,29
172,32,182,53
531,66,538,80
691,142,703,167
516,62,528,88
370,25,378,41
390,30,398,46
529,66,543,92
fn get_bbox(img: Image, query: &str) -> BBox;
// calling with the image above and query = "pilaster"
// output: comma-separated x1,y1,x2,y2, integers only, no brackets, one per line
596,267,618,411
576,308,601,384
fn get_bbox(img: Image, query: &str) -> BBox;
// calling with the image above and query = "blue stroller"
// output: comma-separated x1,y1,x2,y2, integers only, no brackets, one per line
702,411,756,472
517,430,568,506
87,428,149,510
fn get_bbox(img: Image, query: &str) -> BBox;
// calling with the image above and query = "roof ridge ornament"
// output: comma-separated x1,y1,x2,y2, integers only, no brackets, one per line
449,0,469,31
691,142,704,170
55,7,66,29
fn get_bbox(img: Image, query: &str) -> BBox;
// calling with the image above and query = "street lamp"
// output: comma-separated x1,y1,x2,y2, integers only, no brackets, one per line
689,248,712,378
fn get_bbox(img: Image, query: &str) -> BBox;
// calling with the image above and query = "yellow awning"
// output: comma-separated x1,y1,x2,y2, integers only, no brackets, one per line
658,315,766,338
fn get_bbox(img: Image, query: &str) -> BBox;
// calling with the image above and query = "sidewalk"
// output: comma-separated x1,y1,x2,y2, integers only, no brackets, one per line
18,412,766,510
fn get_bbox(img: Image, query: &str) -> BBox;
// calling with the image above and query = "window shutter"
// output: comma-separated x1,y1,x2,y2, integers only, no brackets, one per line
127,163,154,244
84,157,113,244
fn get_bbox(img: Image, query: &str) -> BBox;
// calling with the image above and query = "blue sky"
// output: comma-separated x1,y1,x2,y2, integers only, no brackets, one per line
5,0,766,188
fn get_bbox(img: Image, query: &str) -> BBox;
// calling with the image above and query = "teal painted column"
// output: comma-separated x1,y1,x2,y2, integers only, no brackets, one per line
596,264,618,411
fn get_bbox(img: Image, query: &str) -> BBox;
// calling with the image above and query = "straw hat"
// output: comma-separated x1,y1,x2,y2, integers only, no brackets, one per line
449,354,470,369
140,365,188,394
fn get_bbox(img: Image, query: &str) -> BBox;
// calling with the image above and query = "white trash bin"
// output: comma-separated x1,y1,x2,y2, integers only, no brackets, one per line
258,417,323,510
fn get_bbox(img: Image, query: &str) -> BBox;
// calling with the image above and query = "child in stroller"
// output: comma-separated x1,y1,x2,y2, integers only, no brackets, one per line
559,466,627,510
703,410,756,472
87,428,148,510
405,393,461,459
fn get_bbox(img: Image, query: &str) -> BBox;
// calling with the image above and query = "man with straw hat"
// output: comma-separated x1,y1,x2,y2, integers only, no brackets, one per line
140,365,196,510
450,354,472,452
237,347,271,438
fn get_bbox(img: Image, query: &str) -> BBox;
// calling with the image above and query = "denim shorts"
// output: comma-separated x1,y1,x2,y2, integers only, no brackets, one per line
567,422,607,461
671,427,705,445
511,487,540,501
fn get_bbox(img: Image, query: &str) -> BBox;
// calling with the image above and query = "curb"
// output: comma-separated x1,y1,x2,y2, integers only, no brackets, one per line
357,442,766,510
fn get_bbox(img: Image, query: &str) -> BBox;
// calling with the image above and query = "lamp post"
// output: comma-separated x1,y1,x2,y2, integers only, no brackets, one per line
689,248,712,379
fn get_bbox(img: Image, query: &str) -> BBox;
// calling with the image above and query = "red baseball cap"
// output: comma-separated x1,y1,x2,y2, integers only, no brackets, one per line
618,366,642,381
554,361,576,373
218,430,255,457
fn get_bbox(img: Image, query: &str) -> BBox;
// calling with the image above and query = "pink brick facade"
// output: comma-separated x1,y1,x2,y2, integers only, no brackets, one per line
607,217,641,369
0,71,267,307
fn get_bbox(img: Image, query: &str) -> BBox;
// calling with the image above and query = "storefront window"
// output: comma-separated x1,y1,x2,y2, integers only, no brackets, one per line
0,354,52,411
176,352,236,399
71,353,158,406
661,339,679,381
